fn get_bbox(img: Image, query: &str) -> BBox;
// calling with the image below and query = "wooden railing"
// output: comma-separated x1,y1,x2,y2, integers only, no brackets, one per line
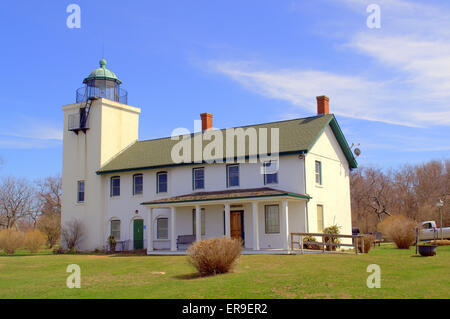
290,232,365,255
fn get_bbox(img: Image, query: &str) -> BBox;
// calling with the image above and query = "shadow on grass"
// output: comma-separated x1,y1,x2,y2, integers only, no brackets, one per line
174,273,203,280
0,252,53,257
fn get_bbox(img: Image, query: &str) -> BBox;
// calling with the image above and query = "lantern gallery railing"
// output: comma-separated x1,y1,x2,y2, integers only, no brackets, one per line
76,86,128,104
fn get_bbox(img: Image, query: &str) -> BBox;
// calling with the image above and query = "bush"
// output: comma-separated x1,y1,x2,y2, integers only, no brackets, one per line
24,230,47,253
187,237,242,276
61,219,84,250
378,215,416,249
53,247,67,254
303,235,321,250
356,234,374,253
323,225,341,251
0,229,25,254
38,214,61,248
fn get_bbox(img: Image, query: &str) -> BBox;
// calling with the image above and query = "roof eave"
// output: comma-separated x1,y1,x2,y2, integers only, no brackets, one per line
141,193,311,207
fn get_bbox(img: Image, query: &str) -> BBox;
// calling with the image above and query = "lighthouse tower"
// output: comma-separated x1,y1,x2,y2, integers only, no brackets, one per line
61,59,141,251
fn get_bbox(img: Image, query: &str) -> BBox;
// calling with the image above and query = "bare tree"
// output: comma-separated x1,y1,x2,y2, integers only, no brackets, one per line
36,175,61,216
0,177,36,229
351,159,449,232
61,219,84,250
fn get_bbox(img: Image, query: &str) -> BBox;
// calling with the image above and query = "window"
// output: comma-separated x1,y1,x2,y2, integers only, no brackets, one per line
193,167,205,190
110,176,120,197
157,218,168,239
192,209,206,236
156,172,167,193
133,174,143,195
265,205,280,234
263,161,278,184
77,180,85,202
317,205,324,232
110,220,121,240
315,161,322,185
227,164,240,187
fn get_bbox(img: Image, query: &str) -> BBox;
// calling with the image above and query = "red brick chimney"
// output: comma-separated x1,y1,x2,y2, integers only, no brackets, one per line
200,113,213,131
316,96,329,115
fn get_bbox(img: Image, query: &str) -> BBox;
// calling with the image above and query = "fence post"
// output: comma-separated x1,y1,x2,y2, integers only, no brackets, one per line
355,236,358,255
300,235,304,254
415,227,418,255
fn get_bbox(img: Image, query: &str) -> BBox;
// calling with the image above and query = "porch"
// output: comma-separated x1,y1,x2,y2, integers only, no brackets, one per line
141,187,311,254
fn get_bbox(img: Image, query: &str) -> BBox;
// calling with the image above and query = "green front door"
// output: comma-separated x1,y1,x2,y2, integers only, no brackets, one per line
133,219,144,250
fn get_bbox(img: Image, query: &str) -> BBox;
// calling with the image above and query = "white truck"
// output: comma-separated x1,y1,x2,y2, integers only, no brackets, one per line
419,221,450,240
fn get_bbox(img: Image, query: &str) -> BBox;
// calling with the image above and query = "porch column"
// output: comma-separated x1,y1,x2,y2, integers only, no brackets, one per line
252,201,260,250
147,208,154,253
195,205,201,242
281,199,290,250
224,203,231,238
170,206,177,251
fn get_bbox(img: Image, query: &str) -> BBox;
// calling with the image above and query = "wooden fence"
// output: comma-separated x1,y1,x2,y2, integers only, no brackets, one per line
290,232,365,255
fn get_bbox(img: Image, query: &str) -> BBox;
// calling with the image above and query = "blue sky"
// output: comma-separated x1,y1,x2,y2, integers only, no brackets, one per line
0,0,448,179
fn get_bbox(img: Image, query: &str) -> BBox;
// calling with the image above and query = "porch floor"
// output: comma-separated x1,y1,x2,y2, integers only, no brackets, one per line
146,248,327,255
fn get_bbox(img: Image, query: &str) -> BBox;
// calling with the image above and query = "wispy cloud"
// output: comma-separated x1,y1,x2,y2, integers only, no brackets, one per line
208,0,450,128
0,117,62,149
210,61,422,127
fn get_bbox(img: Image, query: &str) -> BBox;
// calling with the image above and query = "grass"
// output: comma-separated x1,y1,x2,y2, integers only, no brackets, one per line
0,244,449,299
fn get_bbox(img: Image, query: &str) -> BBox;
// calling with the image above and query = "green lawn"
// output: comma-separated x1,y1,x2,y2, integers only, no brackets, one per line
0,244,449,299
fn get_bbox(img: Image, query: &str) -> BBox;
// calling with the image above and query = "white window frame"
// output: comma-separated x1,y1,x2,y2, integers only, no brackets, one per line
193,167,205,190
227,164,240,188
110,176,120,197
157,218,169,239
110,220,121,240
264,205,280,234
156,171,168,193
315,160,322,185
77,180,85,203
263,161,279,185
317,204,324,233
133,174,143,196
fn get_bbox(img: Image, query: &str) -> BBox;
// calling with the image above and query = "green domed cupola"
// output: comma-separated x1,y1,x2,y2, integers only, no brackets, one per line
83,58,122,84
76,58,127,105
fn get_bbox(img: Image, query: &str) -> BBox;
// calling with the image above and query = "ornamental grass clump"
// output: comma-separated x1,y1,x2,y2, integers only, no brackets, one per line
356,234,374,253
0,229,24,254
24,229,47,253
187,237,242,276
378,215,416,249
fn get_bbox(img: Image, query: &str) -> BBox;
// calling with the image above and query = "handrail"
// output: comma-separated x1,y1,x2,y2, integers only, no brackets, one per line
290,232,366,255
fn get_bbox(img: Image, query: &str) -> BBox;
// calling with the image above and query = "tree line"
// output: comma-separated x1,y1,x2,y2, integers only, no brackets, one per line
0,158,448,247
0,175,61,248
350,159,449,233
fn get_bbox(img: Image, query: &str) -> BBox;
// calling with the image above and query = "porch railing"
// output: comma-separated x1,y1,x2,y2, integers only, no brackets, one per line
290,232,365,255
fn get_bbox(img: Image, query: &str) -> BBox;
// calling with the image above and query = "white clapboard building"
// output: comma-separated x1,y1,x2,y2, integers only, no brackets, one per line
61,59,357,254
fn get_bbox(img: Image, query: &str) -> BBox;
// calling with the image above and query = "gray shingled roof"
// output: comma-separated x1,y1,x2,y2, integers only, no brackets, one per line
97,114,357,174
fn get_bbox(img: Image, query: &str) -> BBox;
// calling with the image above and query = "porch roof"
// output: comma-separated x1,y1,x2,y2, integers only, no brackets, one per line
141,187,310,206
